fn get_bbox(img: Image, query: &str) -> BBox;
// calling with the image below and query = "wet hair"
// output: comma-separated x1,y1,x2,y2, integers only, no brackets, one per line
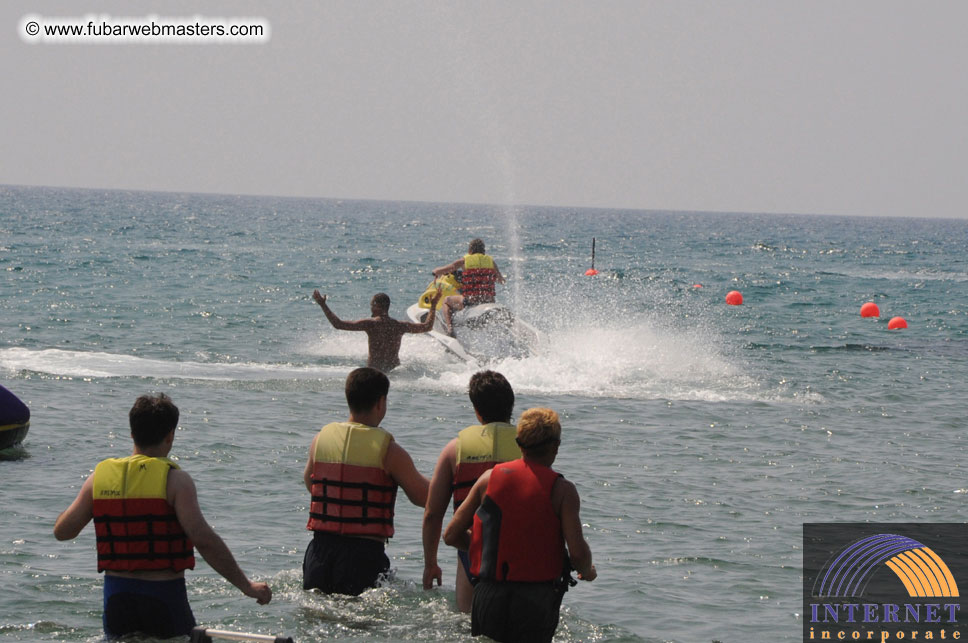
468,370,514,424
345,367,390,413
468,238,486,255
515,408,561,457
129,393,179,448
371,293,390,311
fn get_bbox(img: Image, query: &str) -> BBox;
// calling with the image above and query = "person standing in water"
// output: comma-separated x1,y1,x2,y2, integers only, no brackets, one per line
313,288,440,372
53,393,271,639
444,407,596,643
432,239,505,336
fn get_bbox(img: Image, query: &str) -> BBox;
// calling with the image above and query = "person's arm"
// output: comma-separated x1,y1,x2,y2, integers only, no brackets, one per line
406,290,442,334
552,478,596,581
312,290,371,331
443,470,490,552
303,433,318,493
422,439,457,589
168,469,272,604
432,258,464,278
491,261,506,285
53,473,95,540
384,440,429,507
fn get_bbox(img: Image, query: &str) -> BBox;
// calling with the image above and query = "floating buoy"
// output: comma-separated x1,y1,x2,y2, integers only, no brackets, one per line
860,302,880,318
888,316,907,330
693,284,703,289
585,238,598,276
725,290,743,306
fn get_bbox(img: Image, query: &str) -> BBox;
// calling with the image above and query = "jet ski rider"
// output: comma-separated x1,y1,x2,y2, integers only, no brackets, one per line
432,238,506,336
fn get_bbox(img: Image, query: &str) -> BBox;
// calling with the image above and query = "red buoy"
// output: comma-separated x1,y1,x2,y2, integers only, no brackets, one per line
725,290,743,306
860,302,880,318
888,316,907,330
585,268,598,276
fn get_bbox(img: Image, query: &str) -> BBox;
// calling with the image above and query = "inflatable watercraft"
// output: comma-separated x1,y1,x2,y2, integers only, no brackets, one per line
0,384,30,450
405,274,540,364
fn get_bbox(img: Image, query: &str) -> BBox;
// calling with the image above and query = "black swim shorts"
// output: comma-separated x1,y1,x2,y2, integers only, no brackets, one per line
302,531,390,596
471,579,565,643
102,575,196,639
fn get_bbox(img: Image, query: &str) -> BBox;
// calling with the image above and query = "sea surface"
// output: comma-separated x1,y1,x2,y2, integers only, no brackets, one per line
2,185,967,642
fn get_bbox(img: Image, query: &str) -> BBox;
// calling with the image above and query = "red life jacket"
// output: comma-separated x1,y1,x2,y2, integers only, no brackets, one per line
469,458,565,582
307,422,398,539
461,254,497,304
452,422,520,510
92,455,195,573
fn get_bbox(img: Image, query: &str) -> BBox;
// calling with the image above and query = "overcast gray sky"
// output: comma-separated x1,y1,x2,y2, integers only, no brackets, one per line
3,1,967,218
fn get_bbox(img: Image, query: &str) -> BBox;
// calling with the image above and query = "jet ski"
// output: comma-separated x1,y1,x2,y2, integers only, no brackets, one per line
0,384,30,450
405,274,540,364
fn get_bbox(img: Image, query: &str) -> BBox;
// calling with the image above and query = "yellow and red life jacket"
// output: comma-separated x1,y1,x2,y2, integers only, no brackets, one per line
461,254,497,304
469,458,564,583
307,422,398,539
452,422,520,510
92,455,195,573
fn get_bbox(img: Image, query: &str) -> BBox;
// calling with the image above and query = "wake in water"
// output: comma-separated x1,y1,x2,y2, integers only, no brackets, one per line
1,287,788,402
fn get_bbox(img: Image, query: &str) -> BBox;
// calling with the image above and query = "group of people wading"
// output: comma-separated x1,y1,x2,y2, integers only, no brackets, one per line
55,371,596,642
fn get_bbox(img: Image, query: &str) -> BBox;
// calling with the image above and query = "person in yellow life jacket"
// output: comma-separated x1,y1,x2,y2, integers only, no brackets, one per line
432,238,506,336
422,370,520,613
53,394,271,639
302,367,430,595
443,408,596,643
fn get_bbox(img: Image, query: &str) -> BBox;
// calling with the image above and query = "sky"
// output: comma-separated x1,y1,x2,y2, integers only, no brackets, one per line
3,1,967,218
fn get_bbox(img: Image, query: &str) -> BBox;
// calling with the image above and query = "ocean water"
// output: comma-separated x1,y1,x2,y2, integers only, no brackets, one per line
2,185,967,642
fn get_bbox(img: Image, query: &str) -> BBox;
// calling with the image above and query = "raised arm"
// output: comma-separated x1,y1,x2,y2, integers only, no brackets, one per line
53,472,95,540
168,469,272,604
552,478,596,581
422,439,457,588
406,290,441,334
443,469,490,552
384,440,429,507
432,258,464,278
313,290,370,331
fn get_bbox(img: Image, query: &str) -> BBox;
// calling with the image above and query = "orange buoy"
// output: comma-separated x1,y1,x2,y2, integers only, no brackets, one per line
888,316,907,330
693,284,703,289
585,268,598,276
725,290,743,306
860,302,880,318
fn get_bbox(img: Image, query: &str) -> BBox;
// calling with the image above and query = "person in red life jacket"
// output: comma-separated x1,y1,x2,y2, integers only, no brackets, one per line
432,238,506,336
422,370,521,612
312,288,441,372
302,367,430,595
443,408,596,643
53,393,271,639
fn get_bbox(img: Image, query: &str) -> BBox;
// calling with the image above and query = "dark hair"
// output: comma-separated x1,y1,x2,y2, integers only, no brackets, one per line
371,293,390,310
468,370,514,423
468,238,485,255
345,367,390,413
129,393,179,448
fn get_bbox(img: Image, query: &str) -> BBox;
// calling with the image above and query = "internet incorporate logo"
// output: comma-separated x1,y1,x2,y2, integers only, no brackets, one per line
804,524,966,642
816,533,959,599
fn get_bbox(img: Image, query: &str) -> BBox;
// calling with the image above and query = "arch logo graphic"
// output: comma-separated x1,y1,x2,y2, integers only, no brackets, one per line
804,524,966,642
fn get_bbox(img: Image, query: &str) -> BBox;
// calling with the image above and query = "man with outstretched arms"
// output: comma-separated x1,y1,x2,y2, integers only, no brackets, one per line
302,367,429,595
443,408,596,643
312,288,441,372
432,238,505,336
422,370,520,612
53,393,271,639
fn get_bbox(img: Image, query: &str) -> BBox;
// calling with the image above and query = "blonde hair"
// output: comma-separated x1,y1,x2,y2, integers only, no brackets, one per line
516,407,561,453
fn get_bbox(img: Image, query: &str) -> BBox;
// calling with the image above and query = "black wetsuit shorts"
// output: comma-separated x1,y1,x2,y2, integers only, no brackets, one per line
102,575,196,639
